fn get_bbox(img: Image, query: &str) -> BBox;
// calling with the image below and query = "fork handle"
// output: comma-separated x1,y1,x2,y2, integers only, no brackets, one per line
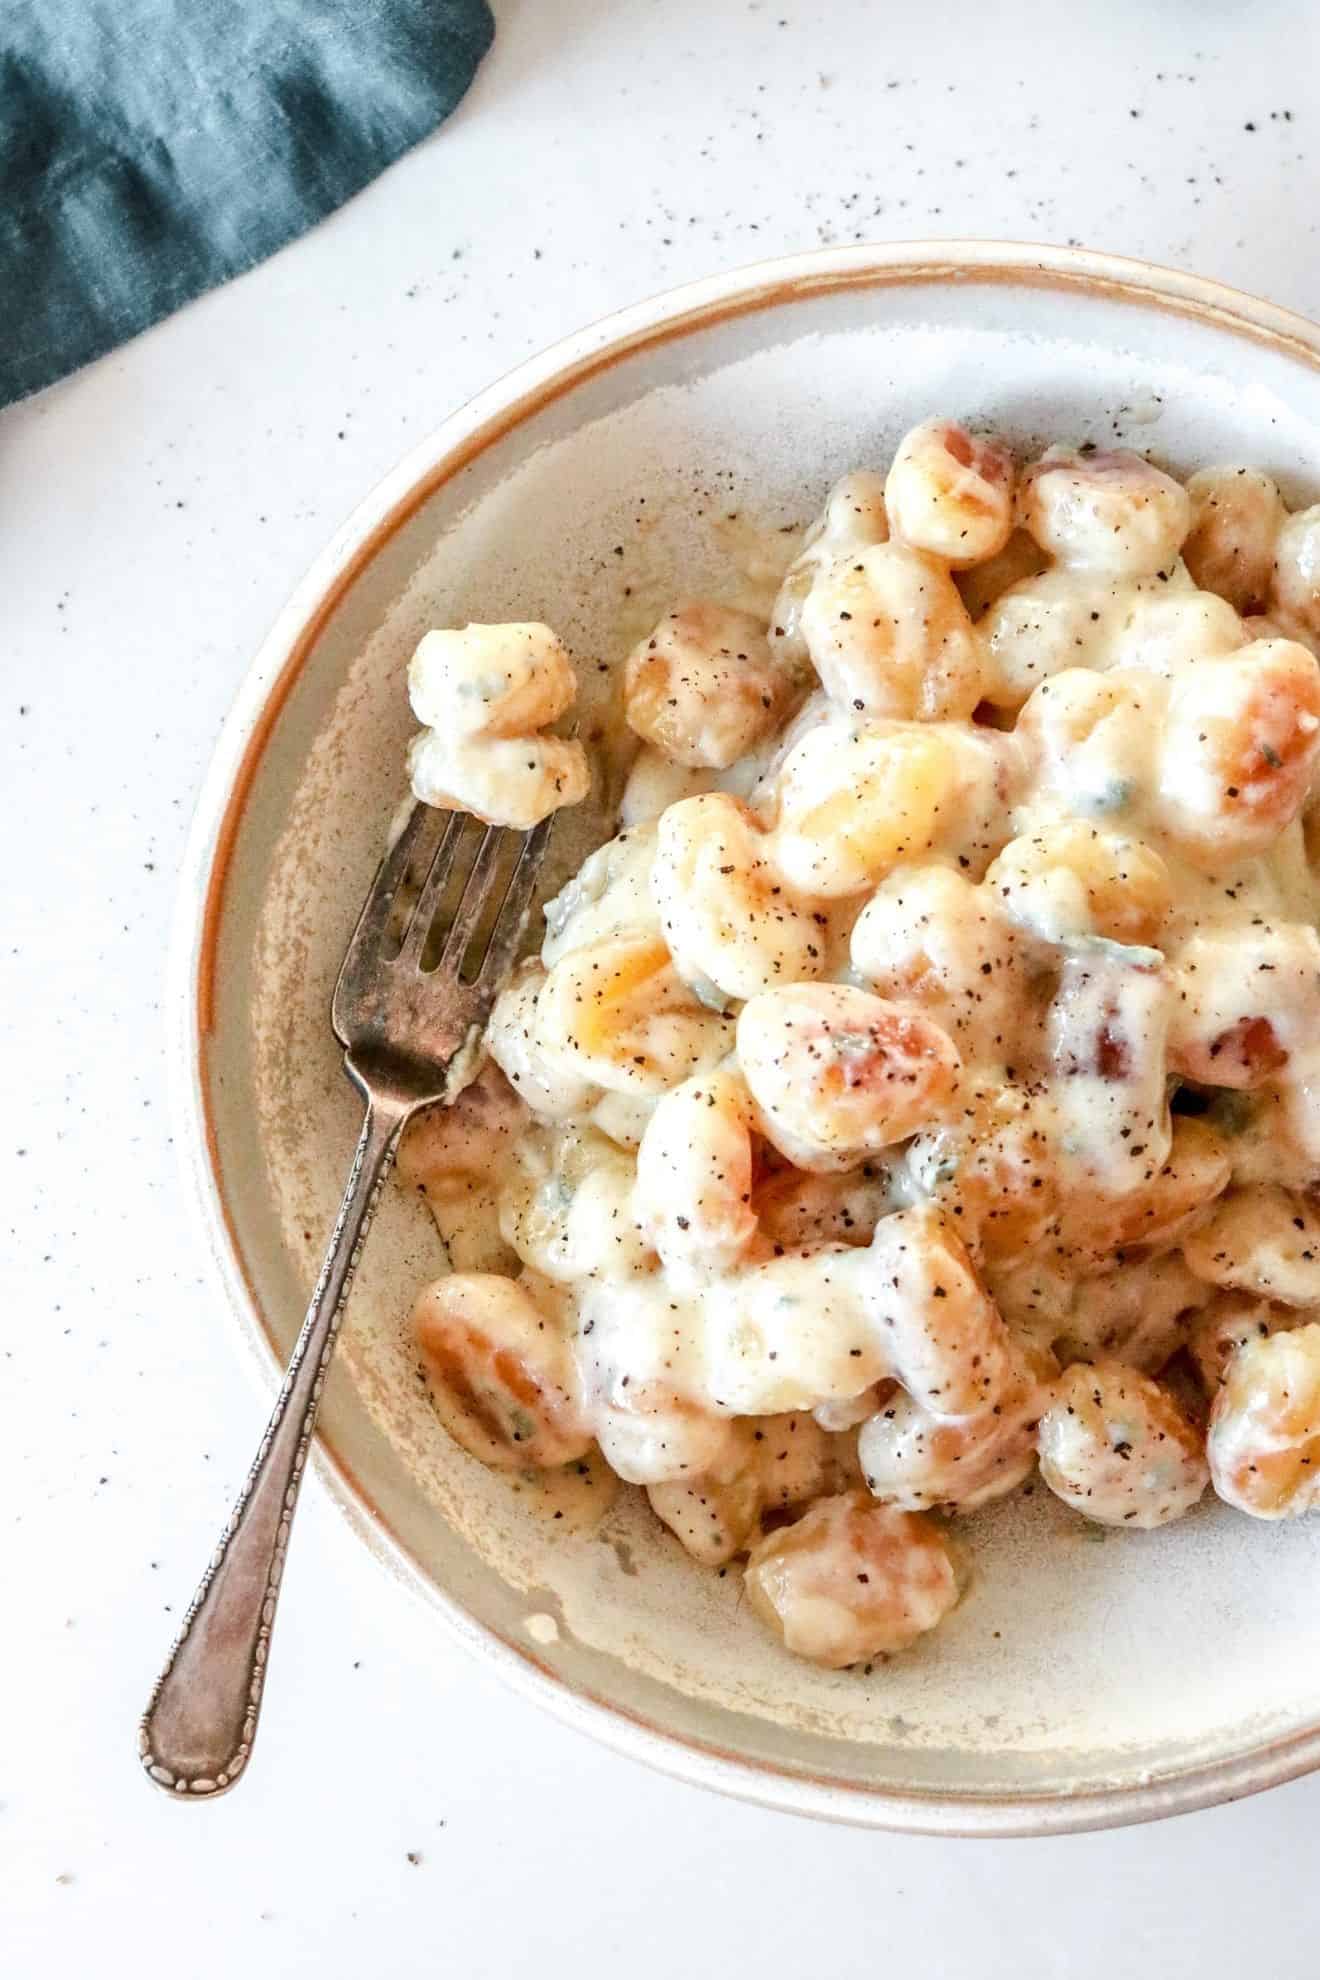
139,1091,411,1796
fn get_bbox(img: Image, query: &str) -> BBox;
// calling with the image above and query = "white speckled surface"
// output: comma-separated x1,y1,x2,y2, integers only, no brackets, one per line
7,0,1320,1970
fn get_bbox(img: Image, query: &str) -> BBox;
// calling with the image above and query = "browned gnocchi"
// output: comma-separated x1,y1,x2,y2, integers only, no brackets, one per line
744,1491,959,1667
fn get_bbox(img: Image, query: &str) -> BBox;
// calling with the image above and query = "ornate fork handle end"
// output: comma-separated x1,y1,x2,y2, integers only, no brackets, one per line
139,1094,409,1796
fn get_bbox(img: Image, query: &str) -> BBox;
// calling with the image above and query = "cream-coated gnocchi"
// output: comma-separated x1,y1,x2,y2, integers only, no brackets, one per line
859,1352,1047,1512
401,419,1320,1671
407,622,590,827
884,419,1016,569
1017,447,1192,576
1183,467,1287,615
772,718,1015,898
848,866,1028,1063
535,934,734,1094
744,1492,959,1667
1182,1185,1320,1306
1036,1362,1209,1528
647,1412,833,1566
768,468,889,673
1207,1322,1320,1517
797,542,987,721
634,1065,759,1286
624,601,798,768
652,793,827,1002
1269,506,1320,643
737,984,961,1172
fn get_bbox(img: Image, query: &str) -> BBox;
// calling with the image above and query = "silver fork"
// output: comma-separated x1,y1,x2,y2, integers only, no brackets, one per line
139,802,553,1798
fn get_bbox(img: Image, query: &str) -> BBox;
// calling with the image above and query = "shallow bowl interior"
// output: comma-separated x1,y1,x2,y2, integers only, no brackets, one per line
179,243,1320,1833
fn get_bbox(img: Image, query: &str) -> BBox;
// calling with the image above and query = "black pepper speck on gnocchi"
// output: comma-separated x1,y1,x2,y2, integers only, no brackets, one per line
400,418,1320,1669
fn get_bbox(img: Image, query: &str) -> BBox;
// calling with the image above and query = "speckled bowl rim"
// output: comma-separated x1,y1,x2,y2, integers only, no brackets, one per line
171,239,1320,1836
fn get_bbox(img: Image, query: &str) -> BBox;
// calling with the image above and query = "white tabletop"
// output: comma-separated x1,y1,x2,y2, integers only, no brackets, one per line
7,1,1320,1970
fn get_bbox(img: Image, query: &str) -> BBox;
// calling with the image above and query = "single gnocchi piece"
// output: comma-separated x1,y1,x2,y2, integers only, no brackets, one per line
859,1352,1047,1512
485,961,598,1119
1182,466,1287,615
1269,505,1320,642
738,983,961,1172
647,1412,832,1566
701,1245,895,1415
409,732,590,831
1207,1322,1320,1517
593,1395,744,1488
1166,923,1320,1089
498,1123,653,1284
984,821,1173,948
413,1273,593,1470
1155,639,1320,865
651,793,826,1002
1037,1361,1209,1528
798,541,987,721
883,418,1015,568
536,934,735,1095
1187,1293,1295,1395
849,866,1028,1064
866,1205,1020,1419
540,825,659,967
772,720,1014,898
1017,447,1191,576
623,602,795,768
769,469,890,672
978,569,1142,709
409,621,576,739
647,1462,763,1567
1182,1185,1320,1306
634,1065,759,1287
407,622,590,827
1111,586,1247,678
574,1278,742,1484
1014,665,1166,821
744,1491,959,1668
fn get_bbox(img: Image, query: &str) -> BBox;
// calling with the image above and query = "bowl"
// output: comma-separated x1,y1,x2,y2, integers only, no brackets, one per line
174,241,1320,1835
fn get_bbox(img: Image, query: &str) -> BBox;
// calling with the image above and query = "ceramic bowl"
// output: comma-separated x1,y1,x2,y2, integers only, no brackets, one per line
173,241,1320,1834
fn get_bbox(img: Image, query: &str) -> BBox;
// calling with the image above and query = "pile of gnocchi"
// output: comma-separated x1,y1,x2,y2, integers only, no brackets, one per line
399,418,1320,1671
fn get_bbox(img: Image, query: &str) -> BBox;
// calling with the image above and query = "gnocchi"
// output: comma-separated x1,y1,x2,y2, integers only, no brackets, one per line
737,984,961,1171
398,420,1320,1673
1207,1322,1320,1517
744,1491,959,1668
1037,1362,1208,1528
407,622,590,827
798,541,987,721
624,602,796,768
884,418,1015,569
652,793,826,1002
1017,447,1191,576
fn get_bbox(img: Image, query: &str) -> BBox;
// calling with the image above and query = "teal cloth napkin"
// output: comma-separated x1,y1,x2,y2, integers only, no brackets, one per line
0,1,494,406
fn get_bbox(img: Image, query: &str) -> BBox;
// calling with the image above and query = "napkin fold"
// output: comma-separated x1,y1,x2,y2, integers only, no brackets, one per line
0,0,494,406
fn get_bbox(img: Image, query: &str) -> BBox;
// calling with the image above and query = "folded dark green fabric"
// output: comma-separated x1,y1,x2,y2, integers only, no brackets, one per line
0,1,494,406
